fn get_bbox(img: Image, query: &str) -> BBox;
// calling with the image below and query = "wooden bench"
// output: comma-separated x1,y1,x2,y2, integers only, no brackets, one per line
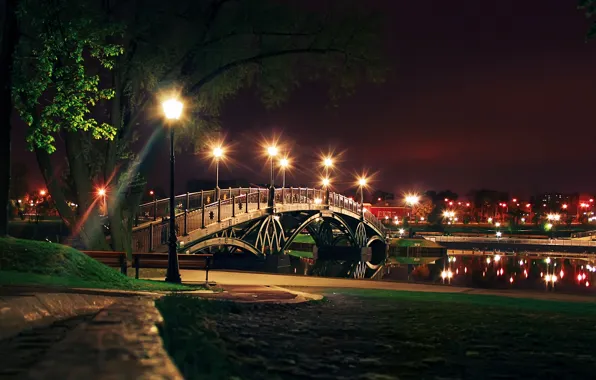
82,251,127,275
132,253,213,282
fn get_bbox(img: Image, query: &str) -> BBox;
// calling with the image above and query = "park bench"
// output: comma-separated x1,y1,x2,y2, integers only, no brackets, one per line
132,253,213,282
82,251,128,275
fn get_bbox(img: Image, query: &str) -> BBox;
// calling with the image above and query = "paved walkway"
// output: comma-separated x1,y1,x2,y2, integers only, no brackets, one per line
163,269,596,303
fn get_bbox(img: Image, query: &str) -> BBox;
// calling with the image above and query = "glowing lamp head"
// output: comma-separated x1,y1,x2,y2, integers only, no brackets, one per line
98,188,106,197
358,177,367,187
322,178,330,187
405,194,420,205
39,190,46,196
280,158,289,168
162,98,183,120
149,190,154,196
212,146,224,158
323,157,333,168
267,146,278,157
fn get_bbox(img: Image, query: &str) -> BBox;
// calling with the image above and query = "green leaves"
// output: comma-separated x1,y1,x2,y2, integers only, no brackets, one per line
579,0,596,39
12,0,122,153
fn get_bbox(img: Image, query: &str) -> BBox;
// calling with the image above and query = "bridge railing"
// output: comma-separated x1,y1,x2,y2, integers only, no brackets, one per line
571,230,596,239
432,235,596,247
131,186,385,252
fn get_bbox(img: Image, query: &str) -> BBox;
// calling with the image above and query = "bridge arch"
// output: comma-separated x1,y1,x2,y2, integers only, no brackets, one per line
187,237,262,256
282,212,357,252
367,235,388,265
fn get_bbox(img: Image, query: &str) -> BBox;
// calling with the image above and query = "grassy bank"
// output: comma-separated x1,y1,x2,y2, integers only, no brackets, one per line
0,237,192,291
157,290,596,379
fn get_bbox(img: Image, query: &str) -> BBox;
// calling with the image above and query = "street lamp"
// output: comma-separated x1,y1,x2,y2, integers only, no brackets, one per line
358,177,367,218
162,97,183,284
322,177,331,204
212,145,224,199
267,145,278,212
39,190,46,197
279,157,289,188
323,156,333,177
150,190,157,221
405,193,420,222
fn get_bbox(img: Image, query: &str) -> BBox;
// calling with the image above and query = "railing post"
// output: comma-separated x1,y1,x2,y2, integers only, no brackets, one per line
153,198,157,221
217,198,221,223
149,223,154,252
245,189,249,213
257,188,261,210
186,191,190,210
201,190,205,229
232,195,236,218
229,187,232,200
290,187,294,204
282,187,285,204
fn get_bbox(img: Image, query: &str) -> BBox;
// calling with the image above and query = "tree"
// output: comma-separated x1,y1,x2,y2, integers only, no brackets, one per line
0,0,18,236
580,0,596,39
15,0,384,253
412,197,433,222
12,0,123,249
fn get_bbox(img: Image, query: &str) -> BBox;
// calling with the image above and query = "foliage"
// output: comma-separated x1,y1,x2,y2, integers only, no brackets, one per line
580,0,596,39
12,0,123,153
0,237,193,290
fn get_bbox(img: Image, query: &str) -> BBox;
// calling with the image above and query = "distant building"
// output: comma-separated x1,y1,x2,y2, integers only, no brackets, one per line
372,190,395,203
367,200,410,220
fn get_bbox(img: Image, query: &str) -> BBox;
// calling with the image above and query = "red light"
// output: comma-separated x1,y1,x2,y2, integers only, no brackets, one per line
444,198,449,202
149,190,154,195
377,197,381,201
587,281,591,287
501,204,507,208
578,274,583,281
562,204,568,209
458,202,461,205
526,203,531,208
591,199,594,203
466,203,470,207
449,201,453,206
512,198,517,202
39,190,46,196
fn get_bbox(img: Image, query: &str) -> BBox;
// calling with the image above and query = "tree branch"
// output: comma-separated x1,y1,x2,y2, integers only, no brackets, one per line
187,47,346,94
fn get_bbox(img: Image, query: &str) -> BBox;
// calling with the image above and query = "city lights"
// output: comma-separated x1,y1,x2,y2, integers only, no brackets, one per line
39,190,46,196
321,177,330,188
279,157,289,168
323,157,333,168
358,177,367,187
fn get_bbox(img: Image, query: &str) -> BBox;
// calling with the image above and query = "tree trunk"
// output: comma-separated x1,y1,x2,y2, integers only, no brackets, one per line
0,0,18,237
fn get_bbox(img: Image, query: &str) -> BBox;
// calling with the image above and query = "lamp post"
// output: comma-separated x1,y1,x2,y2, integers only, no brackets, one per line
358,177,367,219
279,157,289,188
212,146,224,200
267,145,278,212
322,177,331,205
162,98,183,284
405,194,420,223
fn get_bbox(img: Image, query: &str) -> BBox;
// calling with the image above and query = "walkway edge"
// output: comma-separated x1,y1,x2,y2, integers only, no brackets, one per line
268,285,324,302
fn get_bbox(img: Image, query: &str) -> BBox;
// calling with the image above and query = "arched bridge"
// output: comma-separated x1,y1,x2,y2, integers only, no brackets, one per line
131,187,387,277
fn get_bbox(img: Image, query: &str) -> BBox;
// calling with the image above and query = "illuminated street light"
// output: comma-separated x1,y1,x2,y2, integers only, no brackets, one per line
322,177,330,188
279,157,289,188
496,231,502,238
39,190,47,196
488,217,493,223
495,222,501,227
405,194,420,206
212,145,225,198
97,188,106,197
162,97,184,284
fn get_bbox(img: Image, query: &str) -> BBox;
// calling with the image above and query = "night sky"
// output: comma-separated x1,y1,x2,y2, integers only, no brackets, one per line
15,0,596,198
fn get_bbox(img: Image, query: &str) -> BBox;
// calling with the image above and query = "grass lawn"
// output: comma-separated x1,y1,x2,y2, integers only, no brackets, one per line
0,237,195,291
286,250,313,259
391,238,442,248
292,234,315,244
157,289,596,379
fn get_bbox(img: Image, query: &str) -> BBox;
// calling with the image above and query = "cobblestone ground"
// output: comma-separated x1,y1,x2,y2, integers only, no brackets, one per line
158,292,596,380
0,314,94,379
